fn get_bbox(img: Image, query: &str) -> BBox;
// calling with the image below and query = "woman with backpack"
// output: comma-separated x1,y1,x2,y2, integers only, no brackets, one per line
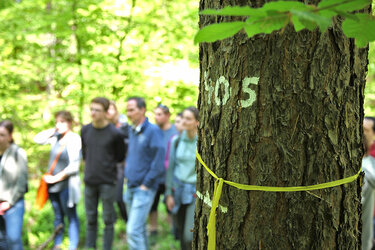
165,107,199,250
0,120,28,250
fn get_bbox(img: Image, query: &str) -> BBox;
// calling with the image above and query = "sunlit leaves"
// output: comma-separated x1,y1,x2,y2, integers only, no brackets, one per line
195,0,373,47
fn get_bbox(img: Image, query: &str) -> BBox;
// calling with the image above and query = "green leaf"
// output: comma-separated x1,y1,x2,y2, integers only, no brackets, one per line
291,9,332,31
291,15,306,32
245,12,288,37
342,13,375,47
261,1,311,12
318,0,370,12
318,0,371,18
200,1,311,17
200,6,264,17
194,22,245,43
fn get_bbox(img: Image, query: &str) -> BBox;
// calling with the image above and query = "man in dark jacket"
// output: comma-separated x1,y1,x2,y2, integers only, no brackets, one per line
81,97,125,250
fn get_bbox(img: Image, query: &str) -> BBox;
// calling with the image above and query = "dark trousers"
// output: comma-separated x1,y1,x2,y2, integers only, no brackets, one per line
174,202,195,250
84,184,116,250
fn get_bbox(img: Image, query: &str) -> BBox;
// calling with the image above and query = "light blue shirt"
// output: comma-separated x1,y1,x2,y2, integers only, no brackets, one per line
166,130,197,196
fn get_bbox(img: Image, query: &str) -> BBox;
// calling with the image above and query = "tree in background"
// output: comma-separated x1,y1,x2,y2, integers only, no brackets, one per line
195,0,369,248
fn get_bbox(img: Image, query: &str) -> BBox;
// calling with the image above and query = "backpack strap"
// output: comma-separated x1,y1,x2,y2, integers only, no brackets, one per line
174,135,181,152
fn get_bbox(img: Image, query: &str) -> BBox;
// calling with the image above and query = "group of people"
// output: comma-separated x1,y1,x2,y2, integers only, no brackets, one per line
0,96,199,250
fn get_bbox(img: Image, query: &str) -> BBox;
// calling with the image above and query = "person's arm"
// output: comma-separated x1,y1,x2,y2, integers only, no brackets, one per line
165,136,178,197
8,147,28,206
165,136,178,211
142,128,165,189
80,126,86,161
114,129,126,163
364,165,375,189
33,128,56,145
63,133,82,176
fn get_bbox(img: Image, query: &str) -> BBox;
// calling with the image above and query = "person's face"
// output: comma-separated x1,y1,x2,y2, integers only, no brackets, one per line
182,110,199,132
154,108,169,127
127,100,145,126
174,116,184,133
90,103,107,123
55,116,71,134
107,104,118,123
0,126,12,150
363,119,375,143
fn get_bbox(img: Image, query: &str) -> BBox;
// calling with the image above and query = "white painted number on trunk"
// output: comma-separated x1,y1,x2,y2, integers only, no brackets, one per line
204,72,259,108
204,71,214,105
214,76,230,106
240,77,259,108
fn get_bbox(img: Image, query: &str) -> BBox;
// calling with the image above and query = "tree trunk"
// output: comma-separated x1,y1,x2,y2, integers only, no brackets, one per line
194,1,368,249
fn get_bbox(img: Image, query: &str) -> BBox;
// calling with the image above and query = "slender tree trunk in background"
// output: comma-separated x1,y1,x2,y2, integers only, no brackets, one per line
72,0,84,125
43,0,56,122
194,0,368,249
113,0,136,99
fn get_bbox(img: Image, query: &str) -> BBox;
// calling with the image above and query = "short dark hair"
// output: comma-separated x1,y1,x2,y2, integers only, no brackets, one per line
127,97,146,110
176,112,183,117
184,106,199,121
55,110,73,123
0,120,14,143
91,97,110,111
155,104,170,114
365,117,375,133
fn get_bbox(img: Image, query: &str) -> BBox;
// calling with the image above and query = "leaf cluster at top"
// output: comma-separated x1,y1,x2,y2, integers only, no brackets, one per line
195,0,374,48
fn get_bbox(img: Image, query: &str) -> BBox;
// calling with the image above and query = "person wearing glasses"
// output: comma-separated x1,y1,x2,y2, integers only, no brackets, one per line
81,97,126,250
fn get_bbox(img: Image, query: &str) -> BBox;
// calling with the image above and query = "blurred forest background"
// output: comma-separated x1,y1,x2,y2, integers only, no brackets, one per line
0,0,198,173
1,0,375,249
0,0,197,248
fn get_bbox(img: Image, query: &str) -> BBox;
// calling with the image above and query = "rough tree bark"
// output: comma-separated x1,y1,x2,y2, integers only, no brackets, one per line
194,0,369,249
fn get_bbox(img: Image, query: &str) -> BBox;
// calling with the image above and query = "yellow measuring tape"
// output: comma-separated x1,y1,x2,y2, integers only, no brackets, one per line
196,151,362,250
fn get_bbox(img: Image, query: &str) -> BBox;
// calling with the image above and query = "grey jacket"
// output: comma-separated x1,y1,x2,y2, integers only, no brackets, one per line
0,143,28,206
34,129,82,207
361,156,375,250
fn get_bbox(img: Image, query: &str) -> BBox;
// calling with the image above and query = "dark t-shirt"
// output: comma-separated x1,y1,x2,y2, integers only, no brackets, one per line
81,123,126,185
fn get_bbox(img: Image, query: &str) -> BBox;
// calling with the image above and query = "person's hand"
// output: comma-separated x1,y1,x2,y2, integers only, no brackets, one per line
43,172,66,184
139,184,149,191
166,195,175,211
43,174,59,184
0,202,11,215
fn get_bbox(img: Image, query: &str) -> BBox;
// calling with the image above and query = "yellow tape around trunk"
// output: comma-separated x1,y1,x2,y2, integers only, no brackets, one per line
196,151,362,250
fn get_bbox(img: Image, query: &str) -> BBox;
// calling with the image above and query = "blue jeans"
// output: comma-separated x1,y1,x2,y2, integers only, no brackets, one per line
84,184,116,250
3,198,24,250
125,186,156,250
49,188,80,250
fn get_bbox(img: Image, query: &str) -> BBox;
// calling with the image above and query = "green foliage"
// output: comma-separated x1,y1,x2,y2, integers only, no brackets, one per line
194,22,245,43
0,0,198,171
365,42,375,116
0,1,197,247
342,13,375,47
195,0,374,47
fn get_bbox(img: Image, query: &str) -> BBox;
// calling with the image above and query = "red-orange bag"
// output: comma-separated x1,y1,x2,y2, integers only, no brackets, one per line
35,144,66,210
35,174,49,210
